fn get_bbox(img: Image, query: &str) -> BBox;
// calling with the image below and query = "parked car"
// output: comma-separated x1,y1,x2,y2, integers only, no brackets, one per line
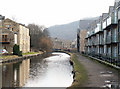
0,49,8,54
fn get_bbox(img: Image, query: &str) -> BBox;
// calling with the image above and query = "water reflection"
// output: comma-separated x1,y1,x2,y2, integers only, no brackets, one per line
2,59,30,87
24,52,73,87
1,52,73,88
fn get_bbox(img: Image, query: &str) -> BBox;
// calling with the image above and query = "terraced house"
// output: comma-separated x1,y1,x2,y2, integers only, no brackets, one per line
84,0,120,67
1,18,30,53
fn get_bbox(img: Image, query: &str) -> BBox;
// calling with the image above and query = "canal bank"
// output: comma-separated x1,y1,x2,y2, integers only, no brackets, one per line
68,53,88,88
0,52,44,63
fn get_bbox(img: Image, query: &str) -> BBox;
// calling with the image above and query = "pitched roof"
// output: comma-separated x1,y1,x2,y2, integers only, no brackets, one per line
109,6,114,13
102,13,109,20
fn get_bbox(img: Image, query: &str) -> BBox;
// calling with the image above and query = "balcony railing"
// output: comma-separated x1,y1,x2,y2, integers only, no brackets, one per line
0,39,10,44
92,41,95,45
112,35,118,43
112,54,118,60
107,16,117,27
99,38,104,45
119,32,120,42
106,35,111,44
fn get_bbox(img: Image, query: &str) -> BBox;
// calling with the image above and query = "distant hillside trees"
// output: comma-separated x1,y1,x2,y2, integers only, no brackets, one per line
28,24,52,52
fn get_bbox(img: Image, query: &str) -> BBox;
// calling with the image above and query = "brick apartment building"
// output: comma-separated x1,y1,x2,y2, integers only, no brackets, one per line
84,0,120,67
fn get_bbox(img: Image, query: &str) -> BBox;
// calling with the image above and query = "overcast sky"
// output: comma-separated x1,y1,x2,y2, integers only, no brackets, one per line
0,0,115,27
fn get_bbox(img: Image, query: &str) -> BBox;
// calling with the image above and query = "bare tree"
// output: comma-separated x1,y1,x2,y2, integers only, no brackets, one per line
28,24,52,52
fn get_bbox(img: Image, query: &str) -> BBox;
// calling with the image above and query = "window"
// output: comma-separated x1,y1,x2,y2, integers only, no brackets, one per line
2,35,8,42
4,24,11,30
5,35,7,41
5,25,7,27
12,28,13,31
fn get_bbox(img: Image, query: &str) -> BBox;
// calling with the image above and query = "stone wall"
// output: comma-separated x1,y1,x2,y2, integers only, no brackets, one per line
80,30,87,52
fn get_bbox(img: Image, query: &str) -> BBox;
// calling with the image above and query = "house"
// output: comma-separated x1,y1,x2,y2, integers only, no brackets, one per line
1,18,30,53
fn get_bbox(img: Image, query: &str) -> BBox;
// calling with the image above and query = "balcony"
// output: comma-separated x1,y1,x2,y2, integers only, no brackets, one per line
111,35,118,43
103,20,107,30
92,41,95,46
0,39,10,44
106,35,111,44
99,40,104,45
106,16,117,29
119,32,120,42
104,53,112,62
112,54,118,60
96,40,99,45
118,10,120,20
85,42,88,46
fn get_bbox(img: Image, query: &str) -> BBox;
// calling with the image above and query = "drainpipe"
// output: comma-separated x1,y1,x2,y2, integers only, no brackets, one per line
99,33,100,58
111,27,112,64
14,32,17,45
77,29,80,52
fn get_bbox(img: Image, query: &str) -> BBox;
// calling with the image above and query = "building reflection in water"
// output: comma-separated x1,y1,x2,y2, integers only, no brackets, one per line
2,59,30,87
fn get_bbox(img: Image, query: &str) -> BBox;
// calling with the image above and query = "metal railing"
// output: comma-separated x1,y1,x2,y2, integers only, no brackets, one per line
106,35,111,44
99,38,104,45
0,39,10,43
118,32,120,42
112,35,118,43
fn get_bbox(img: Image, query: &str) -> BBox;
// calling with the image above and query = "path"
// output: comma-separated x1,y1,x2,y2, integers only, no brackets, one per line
76,53,119,88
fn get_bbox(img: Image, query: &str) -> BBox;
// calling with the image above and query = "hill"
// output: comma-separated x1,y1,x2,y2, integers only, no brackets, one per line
47,17,98,41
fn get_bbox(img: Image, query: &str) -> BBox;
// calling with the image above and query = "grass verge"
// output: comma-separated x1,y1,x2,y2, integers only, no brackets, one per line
69,54,88,88
1,55,18,59
1,52,40,60
22,52,39,55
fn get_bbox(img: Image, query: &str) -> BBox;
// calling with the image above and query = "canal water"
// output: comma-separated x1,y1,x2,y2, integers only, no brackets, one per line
1,52,73,88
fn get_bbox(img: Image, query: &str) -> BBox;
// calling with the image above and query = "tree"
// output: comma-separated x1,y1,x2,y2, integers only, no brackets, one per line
28,24,52,52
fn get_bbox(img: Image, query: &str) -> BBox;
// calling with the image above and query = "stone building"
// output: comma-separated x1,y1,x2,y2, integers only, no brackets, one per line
77,29,87,53
1,18,30,53
80,30,87,53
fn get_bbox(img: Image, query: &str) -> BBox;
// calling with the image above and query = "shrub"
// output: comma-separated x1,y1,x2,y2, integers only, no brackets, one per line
18,51,22,56
13,44,22,56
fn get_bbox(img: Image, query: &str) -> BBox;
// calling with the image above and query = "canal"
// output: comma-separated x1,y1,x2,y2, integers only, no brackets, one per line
1,52,73,88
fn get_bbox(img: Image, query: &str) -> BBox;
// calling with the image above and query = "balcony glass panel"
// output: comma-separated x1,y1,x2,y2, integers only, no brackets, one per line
107,17,111,26
106,35,111,43
119,43,120,55
103,21,106,29
104,30,107,43
112,28,118,42
99,24,102,31
100,38,104,44
118,9,120,20
104,45,107,54
112,35,118,42
114,11,117,24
